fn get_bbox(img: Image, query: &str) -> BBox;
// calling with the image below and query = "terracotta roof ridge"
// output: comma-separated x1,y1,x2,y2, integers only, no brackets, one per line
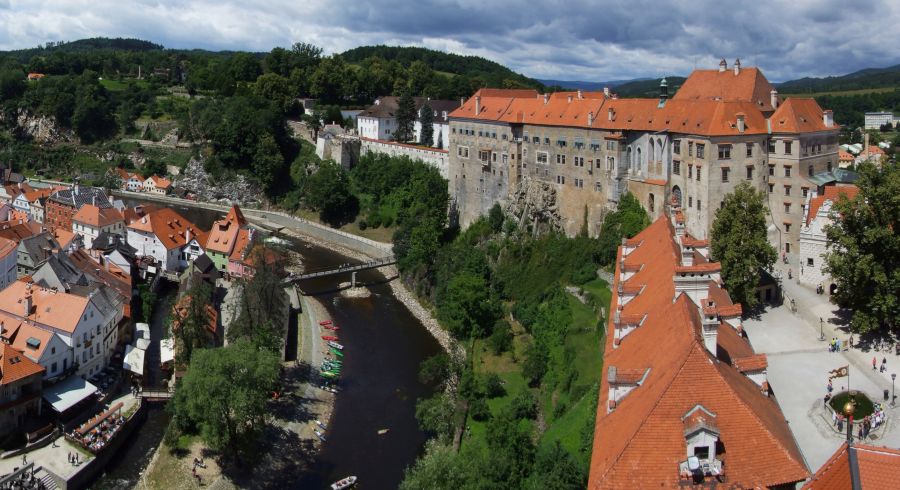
709,352,810,481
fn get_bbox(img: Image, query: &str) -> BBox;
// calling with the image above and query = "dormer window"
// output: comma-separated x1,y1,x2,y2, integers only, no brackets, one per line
679,405,724,483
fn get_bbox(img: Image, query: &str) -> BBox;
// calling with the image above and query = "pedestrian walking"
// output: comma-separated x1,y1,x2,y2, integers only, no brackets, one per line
873,356,877,370
859,423,864,439
22,453,27,464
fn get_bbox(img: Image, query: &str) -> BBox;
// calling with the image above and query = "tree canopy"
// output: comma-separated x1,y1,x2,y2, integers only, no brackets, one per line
825,162,900,333
596,193,651,265
394,91,416,143
710,182,776,309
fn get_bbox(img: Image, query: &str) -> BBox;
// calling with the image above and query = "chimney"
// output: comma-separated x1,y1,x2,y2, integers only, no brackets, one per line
718,58,727,72
459,97,465,106
608,108,615,121
475,95,481,115
374,98,381,106
567,94,573,103
603,87,610,97
543,93,550,104
659,78,668,101
770,89,778,110
824,110,834,128
701,299,719,355
588,111,594,126
733,58,741,76
736,113,746,133
23,292,32,316
577,89,583,100
185,228,191,243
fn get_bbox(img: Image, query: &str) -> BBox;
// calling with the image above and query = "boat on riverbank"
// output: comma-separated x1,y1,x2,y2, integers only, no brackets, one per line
324,324,340,331
319,320,332,326
328,341,344,350
331,476,358,490
321,371,339,379
329,347,344,357
322,335,339,341
315,430,327,442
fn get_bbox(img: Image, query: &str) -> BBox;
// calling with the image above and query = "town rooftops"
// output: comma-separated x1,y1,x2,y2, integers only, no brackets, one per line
360,96,462,123
803,442,900,490
20,232,60,263
588,217,807,489
770,98,836,133
672,66,778,111
0,280,90,334
147,175,172,189
49,186,112,209
0,221,42,242
73,204,125,228
0,342,44,386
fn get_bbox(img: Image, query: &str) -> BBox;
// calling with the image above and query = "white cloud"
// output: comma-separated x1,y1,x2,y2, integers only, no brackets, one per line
0,0,898,81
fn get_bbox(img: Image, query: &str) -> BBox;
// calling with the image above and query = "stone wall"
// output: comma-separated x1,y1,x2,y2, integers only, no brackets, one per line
361,138,450,179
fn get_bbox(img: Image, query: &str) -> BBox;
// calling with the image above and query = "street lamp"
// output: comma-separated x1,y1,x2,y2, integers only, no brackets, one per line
843,397,856,444
819,317,825,342
892,373,897,408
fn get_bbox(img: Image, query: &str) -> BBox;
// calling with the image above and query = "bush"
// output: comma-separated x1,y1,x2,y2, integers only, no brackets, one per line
358,220,368,230
469,397,491,421
522,343,548,387
509,391,537,420
487,320,513,354
570,263,597,285
483,373,505,399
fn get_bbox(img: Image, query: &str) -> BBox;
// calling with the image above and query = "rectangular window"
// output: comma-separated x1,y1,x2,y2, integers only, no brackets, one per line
688,142,694,156
556,154,566,165
688,164,693,178
696,167,701,181
784,141,792,154
784,203,791,213
697,200,701,211
674,140,681,154
595,182,602,192
721,167,730,182
769,183,774,193
784,185,791,196
718,144,731,160
696,144,705,159
785,223,791,232
768,140,776,153
807,258,814,267
802,187,809,198
746,166,754,180
532,136,540,144
556,175,565,185
536,151,549,164
544,137,550,145
784,166,791,177
574,178,584,188
479,150,491,163
689,196,693,207
673,160,681,175
768,164,775,176
746,144,753,157
606,140,617,151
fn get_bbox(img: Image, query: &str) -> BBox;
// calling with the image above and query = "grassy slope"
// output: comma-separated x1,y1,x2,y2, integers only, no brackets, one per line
463,277,610,469
780,87,897,97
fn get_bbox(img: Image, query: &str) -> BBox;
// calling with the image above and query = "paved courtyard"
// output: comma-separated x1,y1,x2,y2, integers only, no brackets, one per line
743,263,900,474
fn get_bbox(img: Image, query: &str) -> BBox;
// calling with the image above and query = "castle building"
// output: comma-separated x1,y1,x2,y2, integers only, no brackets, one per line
448,60,839,255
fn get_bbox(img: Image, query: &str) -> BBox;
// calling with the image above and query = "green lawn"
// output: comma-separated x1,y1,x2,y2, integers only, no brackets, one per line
539,384,597,466
100,78,150,92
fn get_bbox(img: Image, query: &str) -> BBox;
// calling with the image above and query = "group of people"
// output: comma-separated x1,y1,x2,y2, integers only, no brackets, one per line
191,457,206,485
872,356,889,373
71,413,126,453
829,338,844,352
0,467,47,490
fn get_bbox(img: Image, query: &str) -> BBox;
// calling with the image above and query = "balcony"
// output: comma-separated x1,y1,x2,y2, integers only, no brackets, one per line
678,457,724,484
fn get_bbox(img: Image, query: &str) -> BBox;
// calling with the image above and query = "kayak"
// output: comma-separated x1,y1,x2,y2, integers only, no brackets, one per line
321,371,339,378
324,358,343,365
315,429,327,442
319,320,332,326
322,335,339,341
331,476,357,490
324,324,340,331
329,347,344,357
316,420,327,429
328,341,344,351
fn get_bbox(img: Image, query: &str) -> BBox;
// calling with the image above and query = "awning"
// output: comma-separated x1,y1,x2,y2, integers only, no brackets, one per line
124,344,146,376
135,323,150,340
160,338,175,365
42,377,98,413
135,338,151,351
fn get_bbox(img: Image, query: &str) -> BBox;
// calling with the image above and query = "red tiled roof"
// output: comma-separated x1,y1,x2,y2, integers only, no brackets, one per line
806,185,859,226
838,150,854,162
672,67,778,111
127,207,207,251
589,217,807,489
205,205,247,254
0,343,44,386
770,98,834,134
73,204,124,228
733,354,768,372
681,235,709,248
803,443,900,490
674,262,721,273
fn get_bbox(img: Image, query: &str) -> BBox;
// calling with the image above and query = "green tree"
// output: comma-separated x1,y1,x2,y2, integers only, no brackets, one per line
169,341,280,460
252,72,297,115
437,271,500,338
488,203,505,233
710,182,776,309
596,193,650,264
0,69,25,101
415,393,456,441
525,442,586,490
825,162,900,333
173,280,214,366
394,90,416,143
399,441,467,490
305,160,359,226
419,102,434,147
228,246,289,352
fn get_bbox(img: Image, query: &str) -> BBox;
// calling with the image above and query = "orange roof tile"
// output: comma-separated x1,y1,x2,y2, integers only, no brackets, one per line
803,443,900,490
0,281,90,333
806,185,859,226
672,67,777,111
0,343,44,386
73,204,124,228
770,98,834,133
228,228,254,262
127,207,207,251
839,150,854,162
52,229,77,249
148,175,172,188
589,217,807,489
8,319,51,362
733,354,768,372
205,205,247,254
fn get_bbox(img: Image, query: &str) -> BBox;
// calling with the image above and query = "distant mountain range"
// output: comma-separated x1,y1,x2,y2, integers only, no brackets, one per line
536,78,651,91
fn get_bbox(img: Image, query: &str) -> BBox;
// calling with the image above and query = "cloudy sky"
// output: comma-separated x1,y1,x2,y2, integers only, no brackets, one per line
1,0,898,82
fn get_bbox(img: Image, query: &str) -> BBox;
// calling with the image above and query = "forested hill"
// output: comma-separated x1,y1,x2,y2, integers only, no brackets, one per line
615,76,687,97
339,45,543,90
777,64,900,94
1,38,165,60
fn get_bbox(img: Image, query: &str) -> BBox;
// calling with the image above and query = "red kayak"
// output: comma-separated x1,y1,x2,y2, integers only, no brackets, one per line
319,320,332,326
324,324,340,331
322,335,339,341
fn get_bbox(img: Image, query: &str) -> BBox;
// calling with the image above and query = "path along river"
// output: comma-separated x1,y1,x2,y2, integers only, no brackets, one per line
92,202,441,489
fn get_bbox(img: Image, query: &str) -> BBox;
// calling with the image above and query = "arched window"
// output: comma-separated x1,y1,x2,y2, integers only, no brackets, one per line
649,193,655,213
627,147,632,170
672,186,682,206
636,147,643,172
827,161,833,172
808,164,814,177
648,139,655,163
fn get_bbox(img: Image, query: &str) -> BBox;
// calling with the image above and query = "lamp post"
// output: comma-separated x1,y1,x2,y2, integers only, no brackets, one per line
819,317,825,342
892,373,897,408
843,398,856,444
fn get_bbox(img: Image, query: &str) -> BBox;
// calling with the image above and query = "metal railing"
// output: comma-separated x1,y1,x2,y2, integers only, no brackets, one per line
282,256,397,284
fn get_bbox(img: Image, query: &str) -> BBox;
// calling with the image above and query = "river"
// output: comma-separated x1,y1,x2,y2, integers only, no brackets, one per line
91,202,441,489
